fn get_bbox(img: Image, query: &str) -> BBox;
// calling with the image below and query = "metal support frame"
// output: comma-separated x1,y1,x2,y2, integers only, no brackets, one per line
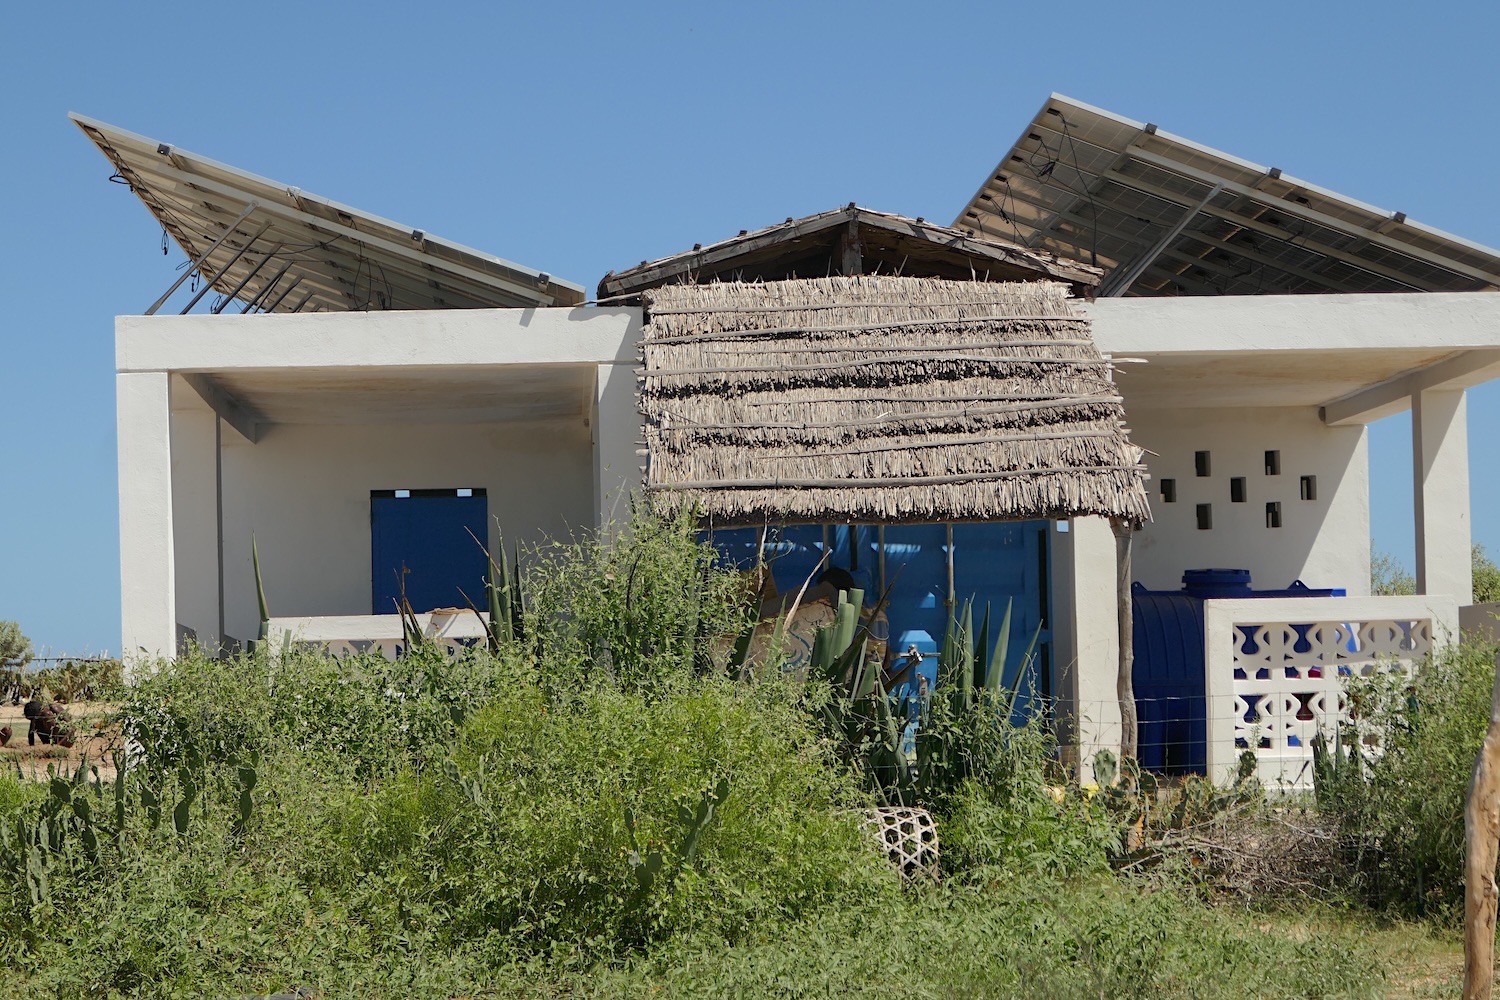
212,244,281,314
178,221,273,314
1097,184,1223,296
240,262,294,313
261,276,305,313
144,203,258,315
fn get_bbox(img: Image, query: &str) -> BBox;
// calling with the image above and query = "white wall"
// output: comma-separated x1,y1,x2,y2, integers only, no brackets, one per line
210,418,593,644
1126,406,1369,595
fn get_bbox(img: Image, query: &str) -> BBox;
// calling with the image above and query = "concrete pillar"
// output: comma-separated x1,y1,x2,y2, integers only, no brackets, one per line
593,361,642,532
118,371,177,665
1413,388,1472,604
168,380,222,653
1062,515,1122,781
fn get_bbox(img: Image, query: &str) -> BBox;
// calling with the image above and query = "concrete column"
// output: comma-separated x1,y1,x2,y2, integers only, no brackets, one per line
118,371,177,665
1063,515,1122,781
168,381,221,653
594,362,642,532
1413,388,1472,604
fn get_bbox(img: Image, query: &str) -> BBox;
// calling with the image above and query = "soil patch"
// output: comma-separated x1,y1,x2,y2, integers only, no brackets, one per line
0,699,119,782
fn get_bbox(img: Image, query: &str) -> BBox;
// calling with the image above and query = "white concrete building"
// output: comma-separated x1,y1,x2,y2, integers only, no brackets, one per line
83,95,1500,786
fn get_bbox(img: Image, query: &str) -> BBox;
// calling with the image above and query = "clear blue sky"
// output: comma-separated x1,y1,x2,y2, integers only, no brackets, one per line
2,1,1496,656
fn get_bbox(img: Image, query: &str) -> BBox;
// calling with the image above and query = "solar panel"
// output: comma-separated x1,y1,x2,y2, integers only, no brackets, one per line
954,95,1500,296
71,114,584,314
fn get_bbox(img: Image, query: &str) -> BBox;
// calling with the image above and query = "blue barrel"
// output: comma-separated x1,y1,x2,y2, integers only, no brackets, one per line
1132,570,1344,774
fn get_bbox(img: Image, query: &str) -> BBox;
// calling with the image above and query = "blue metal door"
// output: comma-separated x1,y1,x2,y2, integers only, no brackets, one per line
371,489,489,614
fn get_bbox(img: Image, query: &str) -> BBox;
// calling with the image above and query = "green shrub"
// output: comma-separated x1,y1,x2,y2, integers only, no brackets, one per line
521,503,757,695
942,777,1118,880
122,643,521,780
1316,635,1498,920
345,673,896,956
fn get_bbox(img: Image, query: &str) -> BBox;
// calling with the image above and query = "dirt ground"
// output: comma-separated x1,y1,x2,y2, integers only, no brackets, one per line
0,699,119,782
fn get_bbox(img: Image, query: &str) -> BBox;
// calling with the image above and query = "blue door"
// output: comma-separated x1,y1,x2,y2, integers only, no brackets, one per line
371,489,489,614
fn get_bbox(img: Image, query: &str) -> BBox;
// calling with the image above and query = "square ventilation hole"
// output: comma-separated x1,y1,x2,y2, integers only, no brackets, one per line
1300,475,1317,501
1266,502,1282,529
1230,477,1246,503
1195,451,1212,477
1161,479,1177,503
1264,450,1281,475
1196,504,1213,530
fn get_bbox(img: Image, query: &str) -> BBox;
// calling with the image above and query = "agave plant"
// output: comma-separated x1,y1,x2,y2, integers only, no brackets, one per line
461,526,525,655
807,589,1042,806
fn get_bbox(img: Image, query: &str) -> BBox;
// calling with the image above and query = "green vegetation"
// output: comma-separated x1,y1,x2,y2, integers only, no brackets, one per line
0,620,32,668
1370,543,1500,601
1313,635,1499,923
0,510,1462,997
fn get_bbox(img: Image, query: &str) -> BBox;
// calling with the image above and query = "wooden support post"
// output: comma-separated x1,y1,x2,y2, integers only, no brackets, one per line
1112,518,1138,760
839,216,863,276
1463,651,1500,999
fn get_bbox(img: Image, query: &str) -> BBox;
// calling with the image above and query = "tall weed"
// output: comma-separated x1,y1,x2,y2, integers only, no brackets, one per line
1316,636,1498,920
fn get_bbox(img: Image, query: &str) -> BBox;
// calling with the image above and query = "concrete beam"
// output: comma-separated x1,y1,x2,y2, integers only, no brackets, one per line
1086,292,1500,356
179,372,265,443
117,306,640,372
1320,348,1500,425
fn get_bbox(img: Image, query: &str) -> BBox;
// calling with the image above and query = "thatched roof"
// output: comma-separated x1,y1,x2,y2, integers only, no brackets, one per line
640,275,1150,526
601,205,1104,301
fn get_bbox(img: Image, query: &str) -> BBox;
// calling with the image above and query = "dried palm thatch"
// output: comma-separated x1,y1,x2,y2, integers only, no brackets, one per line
639,275,1150,525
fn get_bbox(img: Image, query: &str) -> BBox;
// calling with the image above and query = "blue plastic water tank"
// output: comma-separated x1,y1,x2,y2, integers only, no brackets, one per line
1132,570,1345,774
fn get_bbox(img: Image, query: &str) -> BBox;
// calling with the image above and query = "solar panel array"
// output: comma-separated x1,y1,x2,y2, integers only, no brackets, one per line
954,95,1500,296
72,114,584,314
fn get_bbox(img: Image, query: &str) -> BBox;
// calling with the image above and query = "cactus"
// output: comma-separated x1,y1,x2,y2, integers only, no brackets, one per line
623,778,731,906
251,533,270,650
173,767,198,836
233,753,259,838
462,527,526,654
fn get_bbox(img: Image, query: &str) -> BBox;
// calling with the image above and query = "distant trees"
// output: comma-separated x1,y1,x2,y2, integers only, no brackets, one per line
0,620,32,668
1474,546,1500,605
1370,545,1500,603
1371,549,1416,596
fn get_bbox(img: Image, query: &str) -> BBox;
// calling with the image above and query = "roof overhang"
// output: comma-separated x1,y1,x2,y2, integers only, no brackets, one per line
1085,293,1500,421
955,95,1500,297
72,113,585,313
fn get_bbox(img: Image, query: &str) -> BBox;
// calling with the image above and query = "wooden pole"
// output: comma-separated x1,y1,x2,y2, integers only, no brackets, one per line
1112,518,1138,760
1463,651,1500,1000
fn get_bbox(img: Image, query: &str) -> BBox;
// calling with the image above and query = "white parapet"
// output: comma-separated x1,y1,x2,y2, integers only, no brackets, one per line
265,610,490,660
1202,594,1458,789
